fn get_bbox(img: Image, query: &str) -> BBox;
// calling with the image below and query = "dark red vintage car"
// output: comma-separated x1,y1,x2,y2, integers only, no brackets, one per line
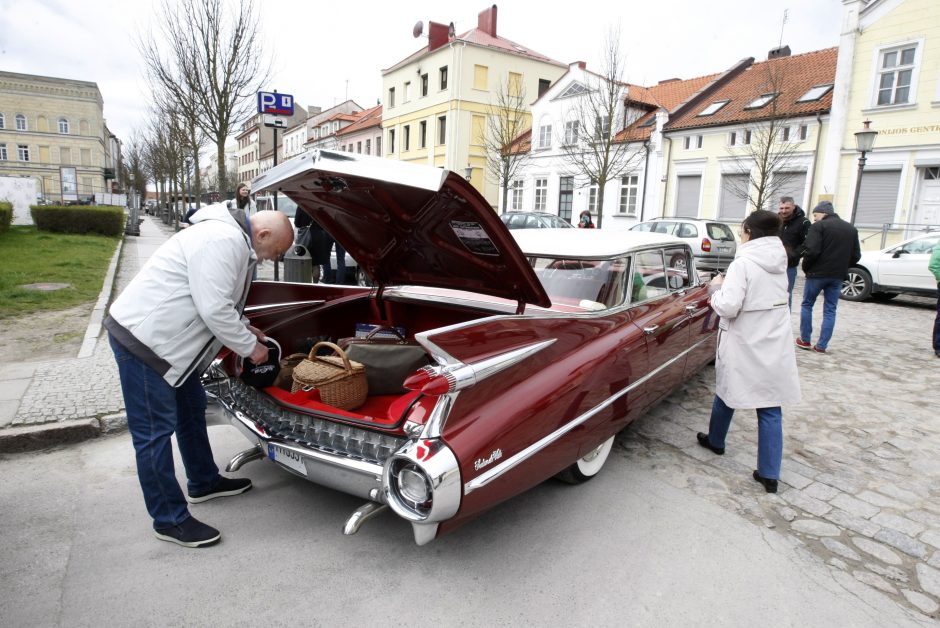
204,150,718,545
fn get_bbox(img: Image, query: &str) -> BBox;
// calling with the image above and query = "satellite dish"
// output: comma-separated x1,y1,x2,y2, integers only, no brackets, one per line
413,21,424,38
448,22,455,38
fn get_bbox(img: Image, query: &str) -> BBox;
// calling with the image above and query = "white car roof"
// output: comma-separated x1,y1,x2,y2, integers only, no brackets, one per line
511,228,686,258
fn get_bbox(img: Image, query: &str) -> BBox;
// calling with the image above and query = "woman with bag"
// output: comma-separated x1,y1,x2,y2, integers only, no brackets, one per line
294,206,330,283
696,209,800,493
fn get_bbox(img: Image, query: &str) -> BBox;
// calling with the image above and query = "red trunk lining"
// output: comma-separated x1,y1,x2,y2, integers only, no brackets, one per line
263,386,422,426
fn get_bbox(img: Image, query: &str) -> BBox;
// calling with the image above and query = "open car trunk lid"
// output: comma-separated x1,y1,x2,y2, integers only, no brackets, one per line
252,150,551,309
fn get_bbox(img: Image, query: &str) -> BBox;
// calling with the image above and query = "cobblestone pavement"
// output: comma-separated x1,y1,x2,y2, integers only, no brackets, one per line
618,286,940,619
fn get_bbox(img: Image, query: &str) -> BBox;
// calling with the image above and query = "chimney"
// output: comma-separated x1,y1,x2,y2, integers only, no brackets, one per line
768,45,791,59
658,78,680,85
478,4,497,37
428,21,450,52
577,61,586,70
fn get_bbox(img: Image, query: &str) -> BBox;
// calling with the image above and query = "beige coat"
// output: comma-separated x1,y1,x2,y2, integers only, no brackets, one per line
709,237,801,409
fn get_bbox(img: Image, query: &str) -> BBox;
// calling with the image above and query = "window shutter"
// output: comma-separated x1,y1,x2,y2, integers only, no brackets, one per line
718,174,749,220
855,170,901,226
675,175,701,217
773,172,807,209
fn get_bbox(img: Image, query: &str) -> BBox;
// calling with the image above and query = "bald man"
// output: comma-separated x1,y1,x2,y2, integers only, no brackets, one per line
105,202,294,547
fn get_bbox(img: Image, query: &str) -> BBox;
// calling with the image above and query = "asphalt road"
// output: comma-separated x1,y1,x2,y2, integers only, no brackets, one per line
0,423,928,627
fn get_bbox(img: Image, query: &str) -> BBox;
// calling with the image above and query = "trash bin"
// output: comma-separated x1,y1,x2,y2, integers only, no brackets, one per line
282,244,315,283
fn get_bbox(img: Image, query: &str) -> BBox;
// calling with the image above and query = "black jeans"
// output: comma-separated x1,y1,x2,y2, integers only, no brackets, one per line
934,282,940,353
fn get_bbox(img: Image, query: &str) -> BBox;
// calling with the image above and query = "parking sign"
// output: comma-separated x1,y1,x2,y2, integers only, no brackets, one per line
257,91,294,116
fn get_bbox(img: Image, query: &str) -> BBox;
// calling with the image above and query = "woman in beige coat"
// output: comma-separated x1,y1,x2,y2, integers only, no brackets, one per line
696,210,801,493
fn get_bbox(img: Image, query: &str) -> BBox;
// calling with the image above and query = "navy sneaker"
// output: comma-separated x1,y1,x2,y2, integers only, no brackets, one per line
154,516,220,548
187,476,252,504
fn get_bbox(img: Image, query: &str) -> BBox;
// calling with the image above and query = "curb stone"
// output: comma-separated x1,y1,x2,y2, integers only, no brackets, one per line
0,419,101,453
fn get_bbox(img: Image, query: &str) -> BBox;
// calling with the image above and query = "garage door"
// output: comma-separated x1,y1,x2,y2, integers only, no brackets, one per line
855,170,901,226
773,171,807,209
675,175,701,218
718,174,749,220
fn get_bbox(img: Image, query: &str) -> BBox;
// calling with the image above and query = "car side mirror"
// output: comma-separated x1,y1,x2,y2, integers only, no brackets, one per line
892,250,905,258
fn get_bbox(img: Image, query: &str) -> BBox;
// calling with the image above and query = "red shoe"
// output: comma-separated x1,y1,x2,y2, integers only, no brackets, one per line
795,338,812,350
813,345,826,354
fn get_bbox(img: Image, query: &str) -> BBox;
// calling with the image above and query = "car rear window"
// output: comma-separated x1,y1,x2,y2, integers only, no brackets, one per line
676,223,698,238
707,223,735,241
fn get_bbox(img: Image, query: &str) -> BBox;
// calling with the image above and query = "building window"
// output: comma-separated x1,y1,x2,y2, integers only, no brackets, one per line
744,130,752,145
510,180,524,210
365,139,371,154
473,65,488,90
798,125,808,141
404,81,411,102
0,144,6,160
15,114,27,131
684,135,703,150
376,136,381,155
779,126,791,142
538,79,551,97
729,131,737,146
595,115,610,139
798,84,833,102
508,72,522,97
534,178,547,211
388,129,395,153
619,175,639,215
564,120,579,145
17,144,30,161
439,66,448,90
744,93,778,109
388,87,395,108
58,118,70,134
403,125,410,151
421,74,428,97
0,113,5,129
419,120,427,148
588,183,598,212
437,116,446,144
539,124,552,149
876,44,916,105
558,176,574,221
697,100,730,116
357,141,362,153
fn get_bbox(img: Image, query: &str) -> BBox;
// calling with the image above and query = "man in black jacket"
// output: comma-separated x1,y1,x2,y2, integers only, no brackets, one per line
778,196,811,308
796,201,861,353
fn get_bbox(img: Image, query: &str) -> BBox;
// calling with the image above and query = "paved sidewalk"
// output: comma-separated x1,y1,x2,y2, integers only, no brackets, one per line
0,216,177,451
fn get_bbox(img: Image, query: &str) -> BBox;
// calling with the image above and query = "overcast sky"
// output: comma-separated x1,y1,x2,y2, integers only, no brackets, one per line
1,0,844,144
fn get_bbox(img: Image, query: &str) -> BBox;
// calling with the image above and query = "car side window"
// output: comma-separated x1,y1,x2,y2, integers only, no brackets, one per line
902,237,939,254
632,250,668,302
664,247,691,289
651,222,675,234
631,222,652,232
676,223,697,238
525,215,543,229
507,215,525,229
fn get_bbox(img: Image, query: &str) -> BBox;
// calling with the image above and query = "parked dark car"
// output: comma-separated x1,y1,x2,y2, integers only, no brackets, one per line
204,150,718,546
500,211,574,230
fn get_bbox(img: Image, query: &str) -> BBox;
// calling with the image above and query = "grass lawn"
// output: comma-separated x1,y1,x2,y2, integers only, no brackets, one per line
0,226,121,319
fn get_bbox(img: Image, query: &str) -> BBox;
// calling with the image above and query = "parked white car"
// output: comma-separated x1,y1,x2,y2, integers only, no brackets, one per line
629,218,737,272
840,232,939,301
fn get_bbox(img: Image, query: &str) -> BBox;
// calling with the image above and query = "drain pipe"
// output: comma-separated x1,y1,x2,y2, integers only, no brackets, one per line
806,112,824,208
639,139,651,221
661,136,673,217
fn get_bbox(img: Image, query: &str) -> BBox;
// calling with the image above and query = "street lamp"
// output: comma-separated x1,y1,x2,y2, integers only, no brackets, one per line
463,166,473,181
849,120,878,225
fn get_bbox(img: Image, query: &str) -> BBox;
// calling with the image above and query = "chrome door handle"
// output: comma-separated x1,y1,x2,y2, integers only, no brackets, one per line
643,325,659,335
685,305,697,313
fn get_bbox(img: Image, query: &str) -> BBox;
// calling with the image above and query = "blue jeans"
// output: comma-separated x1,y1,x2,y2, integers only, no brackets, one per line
706,395,783,480
109,334,220,529
800,277,843,350
786,266,797,310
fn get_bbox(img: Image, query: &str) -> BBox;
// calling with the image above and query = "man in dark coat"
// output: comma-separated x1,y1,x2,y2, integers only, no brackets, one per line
778,196,811,308
796,201,861,353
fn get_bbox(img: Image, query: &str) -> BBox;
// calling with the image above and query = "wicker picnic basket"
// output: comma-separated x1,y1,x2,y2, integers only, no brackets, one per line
291,341,368,410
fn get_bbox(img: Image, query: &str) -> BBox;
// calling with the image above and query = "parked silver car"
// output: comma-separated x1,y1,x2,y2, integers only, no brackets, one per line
840,232,939,301
629,218,737,271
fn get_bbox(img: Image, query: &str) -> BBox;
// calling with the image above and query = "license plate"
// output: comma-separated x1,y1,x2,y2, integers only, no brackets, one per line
717,246,732,253
268,443,307,476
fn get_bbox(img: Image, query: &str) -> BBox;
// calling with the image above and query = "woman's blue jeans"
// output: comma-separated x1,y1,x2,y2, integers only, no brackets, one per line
109,334,220,528
707,395,783,480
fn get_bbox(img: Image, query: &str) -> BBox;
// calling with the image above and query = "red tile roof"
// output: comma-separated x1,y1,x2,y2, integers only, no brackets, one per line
615,73,721,142
335,105,383,136
665,47,837,131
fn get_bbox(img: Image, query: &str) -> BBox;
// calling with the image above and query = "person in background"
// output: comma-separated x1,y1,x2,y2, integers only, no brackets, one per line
105,204,294,548
578,211,595,229
796,201,861,354
232,182,256,214
696,209,800,494
777,196,811,309
929,238,940,358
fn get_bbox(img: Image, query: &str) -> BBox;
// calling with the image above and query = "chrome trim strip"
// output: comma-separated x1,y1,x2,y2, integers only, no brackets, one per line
463,334,714,495
412,522,440,546
244,299,326,313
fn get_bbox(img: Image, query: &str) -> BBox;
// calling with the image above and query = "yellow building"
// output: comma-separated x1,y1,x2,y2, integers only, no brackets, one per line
822,0,940,247
0,71,121,205
381,5,566,207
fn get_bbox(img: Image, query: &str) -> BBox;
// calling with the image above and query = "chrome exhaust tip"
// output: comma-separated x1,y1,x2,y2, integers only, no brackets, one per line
343,502,388,535
226,444,264,472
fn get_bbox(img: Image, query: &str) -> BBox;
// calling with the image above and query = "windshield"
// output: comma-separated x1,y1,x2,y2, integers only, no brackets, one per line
528,256,629,310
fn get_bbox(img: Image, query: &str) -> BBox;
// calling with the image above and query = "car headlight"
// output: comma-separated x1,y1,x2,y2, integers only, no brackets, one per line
384,439,461,523
396,464,432,509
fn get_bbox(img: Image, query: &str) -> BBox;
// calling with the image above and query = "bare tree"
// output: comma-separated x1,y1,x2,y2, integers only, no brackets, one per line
123,133,149,205
482,78,530,211
559,28,643,228
723,63,803,212
139,0,269,192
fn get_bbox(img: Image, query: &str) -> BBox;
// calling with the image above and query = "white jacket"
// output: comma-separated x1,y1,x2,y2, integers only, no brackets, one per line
105,203,258,387
709,236,801,409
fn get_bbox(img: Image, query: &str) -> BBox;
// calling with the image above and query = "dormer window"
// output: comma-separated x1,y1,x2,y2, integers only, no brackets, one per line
797,84,833,102
697,100,730,116
558,82,588,98
744,93,778,109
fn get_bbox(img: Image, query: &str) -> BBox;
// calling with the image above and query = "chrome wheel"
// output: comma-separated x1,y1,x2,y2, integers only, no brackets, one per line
840,268,872,301
555,436,615,484
669,255,688,271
